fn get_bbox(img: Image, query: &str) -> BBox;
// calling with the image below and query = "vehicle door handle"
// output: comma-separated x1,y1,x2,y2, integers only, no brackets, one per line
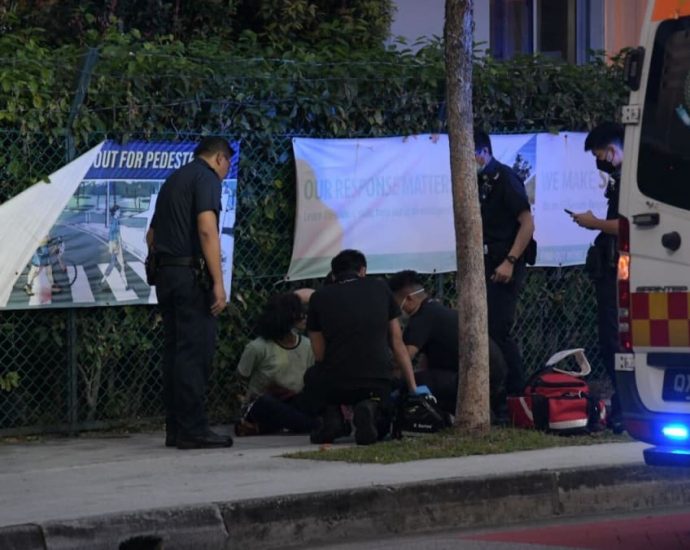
632,212,659,226
662,231,682,252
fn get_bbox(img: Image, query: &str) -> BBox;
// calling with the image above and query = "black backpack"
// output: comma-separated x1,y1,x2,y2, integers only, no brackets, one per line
391,393,451,438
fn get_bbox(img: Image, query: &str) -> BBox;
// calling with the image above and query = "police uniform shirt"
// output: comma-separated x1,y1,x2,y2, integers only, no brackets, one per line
594,172,620,250
403,299,458,372
150,158,222,257
307,275,400,389
478,157,530,246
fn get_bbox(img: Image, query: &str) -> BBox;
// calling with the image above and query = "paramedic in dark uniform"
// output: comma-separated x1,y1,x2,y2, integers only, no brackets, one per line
388,269,507,417
571,122,624,432
146,136,234,449
474,129,535,406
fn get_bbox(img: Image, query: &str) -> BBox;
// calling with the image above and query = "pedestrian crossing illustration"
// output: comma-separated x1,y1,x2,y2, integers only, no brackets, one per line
18,260,156,307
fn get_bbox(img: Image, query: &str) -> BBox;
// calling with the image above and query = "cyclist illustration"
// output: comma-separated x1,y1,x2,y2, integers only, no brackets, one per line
100,204,128,289
24,236,61,295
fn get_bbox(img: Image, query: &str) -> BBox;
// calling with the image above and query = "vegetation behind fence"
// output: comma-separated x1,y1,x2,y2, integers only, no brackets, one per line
0,22,629,434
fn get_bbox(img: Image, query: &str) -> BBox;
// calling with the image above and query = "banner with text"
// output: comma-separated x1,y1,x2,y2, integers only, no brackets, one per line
287,133,608,280
0,140,239,310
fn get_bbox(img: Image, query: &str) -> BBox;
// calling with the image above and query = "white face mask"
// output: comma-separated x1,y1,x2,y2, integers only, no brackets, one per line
400,288,425,316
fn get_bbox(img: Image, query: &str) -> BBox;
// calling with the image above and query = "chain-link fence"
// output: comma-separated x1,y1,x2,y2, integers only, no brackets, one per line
0,129,605,436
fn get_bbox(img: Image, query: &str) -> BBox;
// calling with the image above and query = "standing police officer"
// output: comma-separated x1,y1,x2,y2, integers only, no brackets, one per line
571,122,624,432
146,137,234,449
474,129,535,413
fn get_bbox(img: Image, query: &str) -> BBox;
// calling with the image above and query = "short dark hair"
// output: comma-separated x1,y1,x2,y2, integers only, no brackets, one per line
388,270,424,294
584,122,624,151
473,129,493,155
194,136,234,159
110,204,120,215
256,292,303,341
331,249,367,276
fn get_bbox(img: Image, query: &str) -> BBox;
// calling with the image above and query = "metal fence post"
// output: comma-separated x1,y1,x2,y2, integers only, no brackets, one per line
64,46,99,433
66,310,78,433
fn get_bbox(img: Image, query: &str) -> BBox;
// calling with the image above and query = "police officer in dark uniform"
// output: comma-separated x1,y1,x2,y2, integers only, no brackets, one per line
146,136,234,449
474,129,535,410
571,122,624,432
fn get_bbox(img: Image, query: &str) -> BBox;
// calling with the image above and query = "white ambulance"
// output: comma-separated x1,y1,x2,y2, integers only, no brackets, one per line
616,0,690,465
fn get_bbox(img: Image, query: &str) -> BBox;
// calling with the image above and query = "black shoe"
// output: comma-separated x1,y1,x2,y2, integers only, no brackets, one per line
608,415,626,434
310,406,349,444
176,430,234,450
353,399,379,446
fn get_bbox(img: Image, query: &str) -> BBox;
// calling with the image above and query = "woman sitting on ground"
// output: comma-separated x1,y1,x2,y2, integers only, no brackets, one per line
235,292,316,435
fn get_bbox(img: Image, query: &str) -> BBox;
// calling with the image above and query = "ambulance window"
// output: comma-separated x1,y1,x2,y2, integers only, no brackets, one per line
638,18,690,210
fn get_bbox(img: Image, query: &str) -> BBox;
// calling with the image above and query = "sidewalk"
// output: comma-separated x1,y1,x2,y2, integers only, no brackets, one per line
1,428,690,549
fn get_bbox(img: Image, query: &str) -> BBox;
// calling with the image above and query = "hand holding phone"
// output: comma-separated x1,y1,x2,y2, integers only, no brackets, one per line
564,208,574,215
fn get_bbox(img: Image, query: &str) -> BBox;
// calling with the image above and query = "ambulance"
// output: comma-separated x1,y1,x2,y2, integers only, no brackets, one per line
616,0,690,465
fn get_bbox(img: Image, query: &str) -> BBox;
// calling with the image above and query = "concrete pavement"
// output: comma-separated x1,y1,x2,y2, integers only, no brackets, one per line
1,429,690,549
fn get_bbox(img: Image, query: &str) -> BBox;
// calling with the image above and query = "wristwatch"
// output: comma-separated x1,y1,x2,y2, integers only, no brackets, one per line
506,255,518,265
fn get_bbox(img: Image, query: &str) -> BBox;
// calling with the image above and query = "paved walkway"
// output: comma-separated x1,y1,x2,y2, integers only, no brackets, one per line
0,428,649,528
5,428,690,549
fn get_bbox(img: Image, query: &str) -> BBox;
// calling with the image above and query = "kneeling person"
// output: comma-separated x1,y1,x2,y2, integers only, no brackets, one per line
302,249,418,445
388,270,506,417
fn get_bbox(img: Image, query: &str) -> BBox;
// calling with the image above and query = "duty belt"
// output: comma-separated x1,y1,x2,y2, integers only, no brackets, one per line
156,255,198,267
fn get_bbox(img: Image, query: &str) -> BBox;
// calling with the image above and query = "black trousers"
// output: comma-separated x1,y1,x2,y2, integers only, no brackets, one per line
485,259,527,396
297,364,392,416
594,266,619,394
247,394,317,434
156,265,217,439
415,338,507,416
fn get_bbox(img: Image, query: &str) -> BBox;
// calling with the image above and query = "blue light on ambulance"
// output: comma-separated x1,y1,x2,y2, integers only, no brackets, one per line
662,424,689,441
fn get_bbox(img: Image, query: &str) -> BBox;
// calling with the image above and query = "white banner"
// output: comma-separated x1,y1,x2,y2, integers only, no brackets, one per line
287,133,608,280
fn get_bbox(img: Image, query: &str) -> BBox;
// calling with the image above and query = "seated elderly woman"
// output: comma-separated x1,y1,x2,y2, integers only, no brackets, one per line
235,292,317,436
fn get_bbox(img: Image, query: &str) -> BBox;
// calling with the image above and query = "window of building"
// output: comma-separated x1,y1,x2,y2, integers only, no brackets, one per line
490,0,603,63
490,0,533,60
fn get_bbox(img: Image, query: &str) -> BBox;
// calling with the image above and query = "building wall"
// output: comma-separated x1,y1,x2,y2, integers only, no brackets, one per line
605,0,650,54
390,0,649,58
389,0,490,51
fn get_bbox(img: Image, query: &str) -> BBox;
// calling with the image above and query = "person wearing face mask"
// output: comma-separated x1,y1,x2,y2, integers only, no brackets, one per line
474,129,535,417
388,270,507,418
570,121,624,433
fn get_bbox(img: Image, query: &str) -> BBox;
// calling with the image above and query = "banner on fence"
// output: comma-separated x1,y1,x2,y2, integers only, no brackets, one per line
287,133,608,280
0,140,239,310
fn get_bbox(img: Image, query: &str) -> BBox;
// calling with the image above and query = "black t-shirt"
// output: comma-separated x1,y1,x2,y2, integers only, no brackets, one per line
403,299,458,372
594,171,620,251
307,275,400,388
150,158,221,257
478,158,530,246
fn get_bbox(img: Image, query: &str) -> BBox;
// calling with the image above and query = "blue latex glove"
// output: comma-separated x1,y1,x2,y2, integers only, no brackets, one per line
414,385,432,396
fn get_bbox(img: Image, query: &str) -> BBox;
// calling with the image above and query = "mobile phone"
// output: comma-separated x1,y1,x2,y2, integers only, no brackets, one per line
564,208,574,215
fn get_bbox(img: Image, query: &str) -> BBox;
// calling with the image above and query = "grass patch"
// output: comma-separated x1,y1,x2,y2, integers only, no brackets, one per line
284,428,632,464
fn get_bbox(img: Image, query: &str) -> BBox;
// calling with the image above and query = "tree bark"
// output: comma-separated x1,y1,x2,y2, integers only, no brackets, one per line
444,0,490,432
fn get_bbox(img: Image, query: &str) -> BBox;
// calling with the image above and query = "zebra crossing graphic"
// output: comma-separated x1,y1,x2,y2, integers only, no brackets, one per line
21,260,156,306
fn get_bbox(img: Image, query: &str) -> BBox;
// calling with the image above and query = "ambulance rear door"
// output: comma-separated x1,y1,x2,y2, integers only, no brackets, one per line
621,6,690,413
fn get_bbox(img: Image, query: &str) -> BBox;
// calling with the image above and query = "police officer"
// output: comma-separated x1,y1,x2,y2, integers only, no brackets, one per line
146,136,234,449
474,129,535,413
571,122,624,432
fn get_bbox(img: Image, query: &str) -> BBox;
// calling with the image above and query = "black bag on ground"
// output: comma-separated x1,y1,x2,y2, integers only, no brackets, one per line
391,393,451,439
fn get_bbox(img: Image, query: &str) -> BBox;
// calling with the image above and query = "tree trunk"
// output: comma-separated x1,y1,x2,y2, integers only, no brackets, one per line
444,0,490,432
